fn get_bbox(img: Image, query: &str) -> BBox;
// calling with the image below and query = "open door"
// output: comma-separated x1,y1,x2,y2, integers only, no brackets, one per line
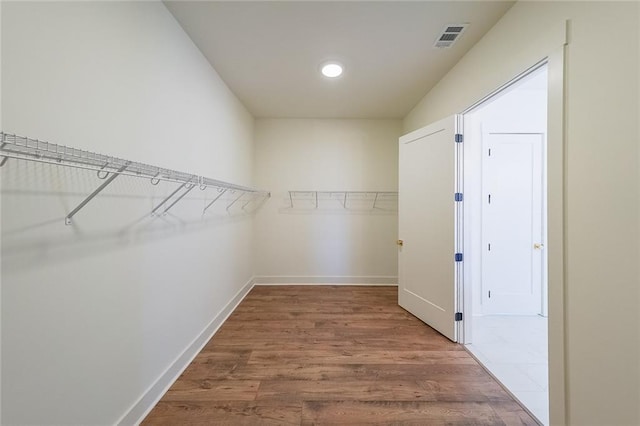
398,115,462,342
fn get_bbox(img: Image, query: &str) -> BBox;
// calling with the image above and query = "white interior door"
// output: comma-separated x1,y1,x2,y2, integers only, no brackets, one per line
398,115,460,342
481,131,544,314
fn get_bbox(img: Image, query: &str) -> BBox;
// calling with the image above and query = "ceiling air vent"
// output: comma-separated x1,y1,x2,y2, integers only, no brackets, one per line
434,24,469,49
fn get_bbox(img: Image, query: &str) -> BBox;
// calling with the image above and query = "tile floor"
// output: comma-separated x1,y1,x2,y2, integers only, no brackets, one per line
466,315,548,425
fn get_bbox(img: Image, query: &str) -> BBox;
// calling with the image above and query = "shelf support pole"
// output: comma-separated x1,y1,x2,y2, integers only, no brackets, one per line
203,188,228,214
241,195,256,210
226,192,245,211
0,142,8,167
151,177,194,216
163,184,195,214
65,162,130,225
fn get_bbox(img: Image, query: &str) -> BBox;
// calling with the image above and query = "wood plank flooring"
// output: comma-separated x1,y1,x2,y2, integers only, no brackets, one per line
143,286,538,425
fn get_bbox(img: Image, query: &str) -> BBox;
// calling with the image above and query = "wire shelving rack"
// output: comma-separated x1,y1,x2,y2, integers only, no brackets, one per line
0,132,270,224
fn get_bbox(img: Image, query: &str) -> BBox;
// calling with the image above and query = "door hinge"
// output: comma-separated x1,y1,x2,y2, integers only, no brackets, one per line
454,192,463,202
455,253,463,262
455,312,463,321
455,134,463,143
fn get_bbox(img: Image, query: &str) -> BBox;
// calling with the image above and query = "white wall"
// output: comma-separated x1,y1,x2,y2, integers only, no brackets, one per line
405,2,639,425
2,2,255,424
0,1,3,421
464,70,548,317
253,119,400,284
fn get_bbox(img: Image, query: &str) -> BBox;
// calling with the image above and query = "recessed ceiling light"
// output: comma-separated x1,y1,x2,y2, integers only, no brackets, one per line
321,62,343,78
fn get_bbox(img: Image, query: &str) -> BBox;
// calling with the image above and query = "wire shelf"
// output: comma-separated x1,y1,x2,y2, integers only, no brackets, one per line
288,190,398,210
0,132,270,224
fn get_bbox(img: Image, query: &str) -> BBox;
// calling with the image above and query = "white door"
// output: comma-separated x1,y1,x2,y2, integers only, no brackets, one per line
398,115,461,342
481,131,544,314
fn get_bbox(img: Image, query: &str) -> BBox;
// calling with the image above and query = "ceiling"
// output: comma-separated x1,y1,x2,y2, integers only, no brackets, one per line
164,1,515,119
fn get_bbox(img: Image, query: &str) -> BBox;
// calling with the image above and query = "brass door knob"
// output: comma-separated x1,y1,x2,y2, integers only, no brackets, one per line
397,239,404,246
534,243,545,250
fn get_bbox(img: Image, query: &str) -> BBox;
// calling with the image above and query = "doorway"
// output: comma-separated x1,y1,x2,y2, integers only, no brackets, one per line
463,64,549,424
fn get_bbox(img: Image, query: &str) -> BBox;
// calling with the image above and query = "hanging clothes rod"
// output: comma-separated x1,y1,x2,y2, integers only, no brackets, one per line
0,132,270,224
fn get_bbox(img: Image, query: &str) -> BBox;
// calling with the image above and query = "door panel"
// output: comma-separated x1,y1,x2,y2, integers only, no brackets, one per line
482,132,544,314
398,115,458,342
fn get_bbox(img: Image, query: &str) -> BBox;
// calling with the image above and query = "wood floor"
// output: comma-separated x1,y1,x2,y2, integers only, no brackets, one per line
143,286,538,425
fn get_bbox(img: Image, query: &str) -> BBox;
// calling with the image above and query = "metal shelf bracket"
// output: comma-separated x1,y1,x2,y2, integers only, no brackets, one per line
203,188,228,214
151,177,195,216
0,141,8,167
65,162,130,225
226,191,245,211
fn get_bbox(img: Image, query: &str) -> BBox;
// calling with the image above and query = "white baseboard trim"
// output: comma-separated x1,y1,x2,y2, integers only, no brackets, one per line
116,277,255,426
254,275,398,286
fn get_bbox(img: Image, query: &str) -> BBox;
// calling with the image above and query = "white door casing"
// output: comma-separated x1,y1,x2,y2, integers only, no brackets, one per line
398,115,461,342
481,131,544,315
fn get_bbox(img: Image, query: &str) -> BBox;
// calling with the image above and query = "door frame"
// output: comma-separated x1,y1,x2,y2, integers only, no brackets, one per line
460,58,550,338
458,47,566,424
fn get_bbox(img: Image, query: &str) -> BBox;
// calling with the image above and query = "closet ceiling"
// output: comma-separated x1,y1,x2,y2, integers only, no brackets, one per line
164,1,515,119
